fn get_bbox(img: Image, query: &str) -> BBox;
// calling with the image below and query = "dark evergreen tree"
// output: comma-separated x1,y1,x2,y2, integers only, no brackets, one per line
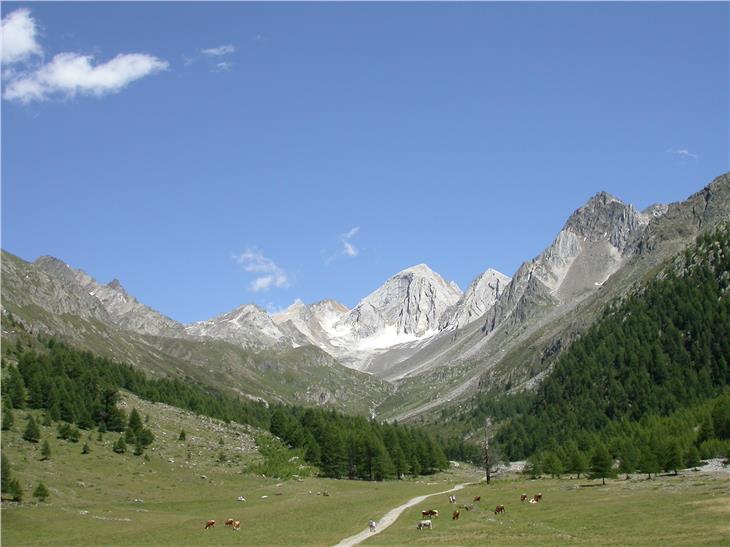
2,402,14,431
41,440,51,461
590,444,613,485
33,482,49,502
82,442,91,454
662,439,683,475
639,447,660,479
178,429,186,441
113,435,126,454
23,415,40,443
618,442,639,480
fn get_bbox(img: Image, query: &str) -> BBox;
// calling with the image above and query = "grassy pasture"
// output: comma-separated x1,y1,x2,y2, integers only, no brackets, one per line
1,402,478,546
364,474,730,546
2,400,729,546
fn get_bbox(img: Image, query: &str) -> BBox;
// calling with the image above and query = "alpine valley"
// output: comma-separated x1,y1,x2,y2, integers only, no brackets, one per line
3,172,729,423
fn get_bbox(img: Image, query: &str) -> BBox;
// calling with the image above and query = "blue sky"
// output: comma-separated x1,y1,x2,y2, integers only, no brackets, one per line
2,2,728,323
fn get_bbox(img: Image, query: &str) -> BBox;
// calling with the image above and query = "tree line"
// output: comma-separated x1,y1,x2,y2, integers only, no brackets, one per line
1,328,447,481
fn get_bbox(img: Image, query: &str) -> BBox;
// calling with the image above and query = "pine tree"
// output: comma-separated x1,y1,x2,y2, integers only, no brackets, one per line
113,435,126,454
566,444,589,479
662,439,683,475
543,451,564,478
684,445,701,469
33,482,49,502
618,442,639,480
178,429,186,441
23,415,40,443
41,440,51,461
9,478,23,502
2,403,14,431
134,436,144,456
82,442,91,455
590,444,613,485
128,408,143,434
639,447,660,479
1,453,11,494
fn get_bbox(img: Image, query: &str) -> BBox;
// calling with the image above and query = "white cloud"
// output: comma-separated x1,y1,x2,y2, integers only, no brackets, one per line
668,148,698,160
1,9,42,65
1,8,168,104
213,61,232,72
340,227,360,257
233,249,290,293
4,52,168,103
201,44,235,57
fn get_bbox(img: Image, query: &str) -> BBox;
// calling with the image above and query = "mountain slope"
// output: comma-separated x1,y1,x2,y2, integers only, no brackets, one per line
377,173,730,421
1,251,392,415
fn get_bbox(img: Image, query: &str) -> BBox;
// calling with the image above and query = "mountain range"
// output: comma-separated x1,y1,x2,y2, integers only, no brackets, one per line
2,172,729,421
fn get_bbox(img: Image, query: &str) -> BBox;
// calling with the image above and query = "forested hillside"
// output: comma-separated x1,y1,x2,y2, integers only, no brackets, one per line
456,224,730,470
1,326,446,482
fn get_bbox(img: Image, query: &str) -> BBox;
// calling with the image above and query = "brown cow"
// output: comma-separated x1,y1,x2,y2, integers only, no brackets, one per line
421,509,438,519
204,520,216,530
452,510,460,520
520,493,528,502
225,519,235,527
473,496,481,502
233,521,241,531
494,505,505,514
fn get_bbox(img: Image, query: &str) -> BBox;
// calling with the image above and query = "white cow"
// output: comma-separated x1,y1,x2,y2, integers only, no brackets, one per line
417,520,433,530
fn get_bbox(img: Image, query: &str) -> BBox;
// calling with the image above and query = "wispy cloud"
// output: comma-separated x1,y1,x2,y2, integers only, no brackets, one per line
233,248,290,293
668,148,698,160
340,227,360,257
1,9,167,103
201,44,235,57
213,61,232,72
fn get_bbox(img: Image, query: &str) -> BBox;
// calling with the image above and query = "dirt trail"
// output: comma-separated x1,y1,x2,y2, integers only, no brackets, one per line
332,482,470,547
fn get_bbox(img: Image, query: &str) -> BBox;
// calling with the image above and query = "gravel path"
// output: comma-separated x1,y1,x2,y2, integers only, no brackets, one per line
332,482,470,547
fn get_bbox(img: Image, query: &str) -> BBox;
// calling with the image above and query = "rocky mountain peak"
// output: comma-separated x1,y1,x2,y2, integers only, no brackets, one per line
440,267,511,330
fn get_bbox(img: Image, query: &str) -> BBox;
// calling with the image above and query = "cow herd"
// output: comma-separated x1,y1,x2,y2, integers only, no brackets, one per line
203,518,240,531
416,492,544,530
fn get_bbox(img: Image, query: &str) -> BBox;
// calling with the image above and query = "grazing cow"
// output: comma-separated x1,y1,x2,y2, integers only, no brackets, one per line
225,519,234,527
417,520,433,530
452,510,460,520
421,509,438,519
237,496,246,502
520,494,528,502
463,504,474,512
494,505,506,514
204,520,216,530
473,496,481,502
368,520,377,532
449,495,457,504
233,521,241,532
535,493,543,502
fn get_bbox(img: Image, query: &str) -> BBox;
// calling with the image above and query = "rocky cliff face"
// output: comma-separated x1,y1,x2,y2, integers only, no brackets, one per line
481,192,655,336
33,256,186,338
440,268,510,330
335,264,462,339
272,299,349,351
186,303,290,349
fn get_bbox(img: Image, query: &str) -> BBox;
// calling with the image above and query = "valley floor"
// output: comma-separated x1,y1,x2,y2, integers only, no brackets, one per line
2,402,729,546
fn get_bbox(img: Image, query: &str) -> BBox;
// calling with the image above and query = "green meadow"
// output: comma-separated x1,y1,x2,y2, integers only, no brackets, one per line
2,398,728,546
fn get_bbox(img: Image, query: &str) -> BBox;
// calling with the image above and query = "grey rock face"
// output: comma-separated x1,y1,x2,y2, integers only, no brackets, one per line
272,299,349,351
481,191,653,336
440,268,511,330
335,264,462,339
34,256,185,338
186,303,290,349
3,253,112,323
